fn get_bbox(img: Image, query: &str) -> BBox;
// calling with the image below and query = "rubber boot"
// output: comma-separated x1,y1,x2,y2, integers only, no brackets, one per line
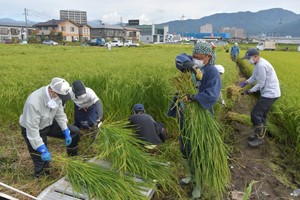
191,185,202,199
67,146,78,156
248,133,257,141
248,125,266,147
179,158,193,186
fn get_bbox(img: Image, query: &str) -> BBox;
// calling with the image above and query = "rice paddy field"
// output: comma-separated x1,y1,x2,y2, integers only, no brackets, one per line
0,43,299,199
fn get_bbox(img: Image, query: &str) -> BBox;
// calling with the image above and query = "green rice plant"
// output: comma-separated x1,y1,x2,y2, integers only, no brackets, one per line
93,120,183,198
183,103,230,199
227,111,252,126
242,180,258,200
173,73,230,199
56,156,147,200
271,104,300,153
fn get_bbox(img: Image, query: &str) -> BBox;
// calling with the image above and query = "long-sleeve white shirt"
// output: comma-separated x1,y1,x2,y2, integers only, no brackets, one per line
247,57,281,98
70,87,99,108
19,86,68,149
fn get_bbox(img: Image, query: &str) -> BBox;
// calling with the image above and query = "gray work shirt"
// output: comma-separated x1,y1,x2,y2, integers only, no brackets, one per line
19,86,68,150
247,57,281,98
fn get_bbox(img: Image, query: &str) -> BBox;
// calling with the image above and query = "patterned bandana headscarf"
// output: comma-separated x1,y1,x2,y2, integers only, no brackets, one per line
192,41,216,65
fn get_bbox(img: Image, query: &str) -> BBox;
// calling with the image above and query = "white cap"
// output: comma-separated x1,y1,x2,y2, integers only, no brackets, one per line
50,77,71,101
215,65,225,74
234,42,238,46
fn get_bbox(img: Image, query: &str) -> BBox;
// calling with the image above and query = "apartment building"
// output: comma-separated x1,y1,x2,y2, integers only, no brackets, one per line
60,10,87,24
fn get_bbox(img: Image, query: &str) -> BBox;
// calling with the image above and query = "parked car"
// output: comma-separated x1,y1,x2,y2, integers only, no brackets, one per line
87,38,106,46
20,40,28,45
43,40,58,45
256,41,276,51
105,40,123,47
3,39,12,44
124,40,140,47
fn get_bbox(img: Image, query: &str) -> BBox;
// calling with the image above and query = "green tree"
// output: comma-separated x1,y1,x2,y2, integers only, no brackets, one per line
56,32,63,43
41,32,45,42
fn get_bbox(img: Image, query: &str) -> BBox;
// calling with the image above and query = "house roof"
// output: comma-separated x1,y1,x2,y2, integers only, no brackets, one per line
123,27,140,31
33,19,79,27
0,24,34,28
89,24,124,30
78,23,92,28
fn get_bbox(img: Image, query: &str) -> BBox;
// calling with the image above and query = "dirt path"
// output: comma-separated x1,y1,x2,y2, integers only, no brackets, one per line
227,88,299,199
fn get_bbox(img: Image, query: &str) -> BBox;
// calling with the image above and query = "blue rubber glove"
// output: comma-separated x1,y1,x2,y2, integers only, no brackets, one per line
37,144,52,161
242,90,252,95
63,128,72,146
239,81,247,88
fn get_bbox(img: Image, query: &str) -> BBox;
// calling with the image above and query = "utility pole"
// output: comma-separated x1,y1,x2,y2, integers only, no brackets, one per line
24,8,28,40
181,15,185,41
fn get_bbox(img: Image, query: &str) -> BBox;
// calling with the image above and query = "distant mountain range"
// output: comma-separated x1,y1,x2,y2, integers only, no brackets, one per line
161,8,300,37
1,8,300,37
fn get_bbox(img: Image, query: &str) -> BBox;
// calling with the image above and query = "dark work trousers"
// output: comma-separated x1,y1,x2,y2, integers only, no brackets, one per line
21,120,80,177
251,96,278,127
74,104,98,129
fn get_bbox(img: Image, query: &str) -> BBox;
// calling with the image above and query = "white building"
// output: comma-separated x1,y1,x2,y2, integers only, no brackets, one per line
200,24,213,33
60,10,87,24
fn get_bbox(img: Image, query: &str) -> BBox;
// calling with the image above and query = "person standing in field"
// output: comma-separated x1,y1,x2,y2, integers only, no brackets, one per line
70,80,103,129
215,64,226,107
19,77,80,178
230,42,240,62
107,41,112,50
128,103,166,153
239,48,281,147
177,41,222,199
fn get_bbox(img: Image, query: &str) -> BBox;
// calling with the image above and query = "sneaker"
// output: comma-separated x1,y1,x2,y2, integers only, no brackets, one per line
248,138,265,147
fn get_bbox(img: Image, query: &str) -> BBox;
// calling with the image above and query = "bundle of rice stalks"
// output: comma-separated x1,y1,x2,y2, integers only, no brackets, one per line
183,103,230,199
227,111,252,126
174,72,230,198
94,120,183,197
57,156,147,200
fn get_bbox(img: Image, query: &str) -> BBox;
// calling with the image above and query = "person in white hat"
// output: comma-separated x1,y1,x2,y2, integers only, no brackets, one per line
215,65,226,107
19,77,80,178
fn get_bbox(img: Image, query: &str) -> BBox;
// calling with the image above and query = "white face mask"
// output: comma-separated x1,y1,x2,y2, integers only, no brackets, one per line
193,58,204,68
248,57,255,65
47,97,60,109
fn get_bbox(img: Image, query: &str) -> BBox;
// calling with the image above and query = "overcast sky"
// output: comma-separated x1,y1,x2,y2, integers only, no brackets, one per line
1,0,300,24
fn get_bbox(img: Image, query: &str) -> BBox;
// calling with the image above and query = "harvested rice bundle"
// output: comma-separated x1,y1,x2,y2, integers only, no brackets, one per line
174,72,230,199
60,157,147,200
94,120,183,197
183,103,230,199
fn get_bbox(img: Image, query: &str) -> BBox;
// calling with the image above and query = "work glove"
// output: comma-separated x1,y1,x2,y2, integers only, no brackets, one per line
239,81,247,88
182,61,195,71
63,128,72,146
193,67,203,81
242,90,252,95
37,144,52,161
180,94,196,103
221,99,226,107
96,118,102,129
